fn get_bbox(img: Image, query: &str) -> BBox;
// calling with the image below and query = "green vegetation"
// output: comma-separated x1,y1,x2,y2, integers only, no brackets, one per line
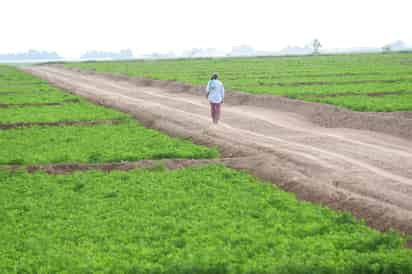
1,64,411,273
0,102,127,124
0,65,217,164
0,89,77,104
300,93,412,112
0,122,217,164
0,81,56,93
1,165,411,273
0,65,46,92
0,65,43,86
66,52,412,112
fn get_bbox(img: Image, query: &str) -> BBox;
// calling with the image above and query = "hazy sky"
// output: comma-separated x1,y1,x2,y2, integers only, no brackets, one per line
1,0,411,58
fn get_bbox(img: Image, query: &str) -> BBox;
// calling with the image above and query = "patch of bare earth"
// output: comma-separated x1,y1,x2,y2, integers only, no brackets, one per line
22,65,412,236
0,158,251,174
0,119,126,130
0,99,80,108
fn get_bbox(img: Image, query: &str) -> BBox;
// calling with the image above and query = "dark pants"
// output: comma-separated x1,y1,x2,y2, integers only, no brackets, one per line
210,103,221,124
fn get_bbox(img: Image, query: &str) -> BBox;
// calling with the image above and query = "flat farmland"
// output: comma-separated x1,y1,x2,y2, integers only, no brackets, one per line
2,166,412,273
0,66,217,165
2,64,412,273
66,52,412,111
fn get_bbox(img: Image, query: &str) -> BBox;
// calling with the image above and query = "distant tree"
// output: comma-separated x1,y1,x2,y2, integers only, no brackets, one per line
312,39,322,55
382,44,391,53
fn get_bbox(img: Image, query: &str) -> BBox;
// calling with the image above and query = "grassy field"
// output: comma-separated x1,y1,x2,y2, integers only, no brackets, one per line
0,66,218,164
1,64,412,273
0,90,78,104
0,123,217,165
0,102,128,123
0,65,48,92
66,52,412,112
2,165,412,273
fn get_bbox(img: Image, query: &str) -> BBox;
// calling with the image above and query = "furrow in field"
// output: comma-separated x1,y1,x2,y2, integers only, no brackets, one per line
0,157,254,174
0,119,126,130
0,98,80,108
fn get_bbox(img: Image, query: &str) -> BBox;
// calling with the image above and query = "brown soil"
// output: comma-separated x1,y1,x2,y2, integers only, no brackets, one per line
0,119,125,130
2,157,259,174
366,91,410,97
23,158,230,174
23,65,412,236
0,99,80,108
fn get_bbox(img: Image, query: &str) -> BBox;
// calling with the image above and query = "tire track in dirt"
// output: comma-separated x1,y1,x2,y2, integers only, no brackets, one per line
25,65,412,235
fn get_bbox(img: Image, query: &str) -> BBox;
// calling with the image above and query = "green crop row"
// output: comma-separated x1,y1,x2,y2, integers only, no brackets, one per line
0,83,52,92
65,52,412,111
0,122,218,164
0,65,218,163
1,165,411,273
0,65,44,85
1,65,411,274
0,90,77,104
229,80,412,97
299,93,412,112
0,102,127,124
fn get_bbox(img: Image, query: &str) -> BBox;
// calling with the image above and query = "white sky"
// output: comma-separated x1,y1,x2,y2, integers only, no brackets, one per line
1,0,411,58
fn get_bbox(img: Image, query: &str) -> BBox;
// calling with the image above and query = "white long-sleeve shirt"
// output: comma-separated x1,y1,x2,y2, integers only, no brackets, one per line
206,79,225,103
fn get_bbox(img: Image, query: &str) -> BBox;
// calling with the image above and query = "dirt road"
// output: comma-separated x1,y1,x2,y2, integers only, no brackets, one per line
26,65,412,235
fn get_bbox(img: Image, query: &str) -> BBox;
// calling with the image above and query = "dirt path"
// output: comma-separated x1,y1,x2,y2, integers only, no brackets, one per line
25,65,412,235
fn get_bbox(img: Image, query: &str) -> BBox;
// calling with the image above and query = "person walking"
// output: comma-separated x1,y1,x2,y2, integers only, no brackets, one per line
206,72,225,124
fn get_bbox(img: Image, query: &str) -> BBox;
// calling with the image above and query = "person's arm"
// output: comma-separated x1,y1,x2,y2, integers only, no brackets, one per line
221,85,225,103
206,80,211,98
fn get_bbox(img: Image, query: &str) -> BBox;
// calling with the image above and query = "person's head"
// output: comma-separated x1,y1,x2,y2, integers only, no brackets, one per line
211,72,218,80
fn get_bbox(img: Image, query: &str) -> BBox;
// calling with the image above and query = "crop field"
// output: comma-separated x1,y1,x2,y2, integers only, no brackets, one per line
0,66,216,165
0,102,128,124
1,64,412,273
0,91,78,104
66,52,412,112
0,66,49,92
2,166,412,273
0,123,217,165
